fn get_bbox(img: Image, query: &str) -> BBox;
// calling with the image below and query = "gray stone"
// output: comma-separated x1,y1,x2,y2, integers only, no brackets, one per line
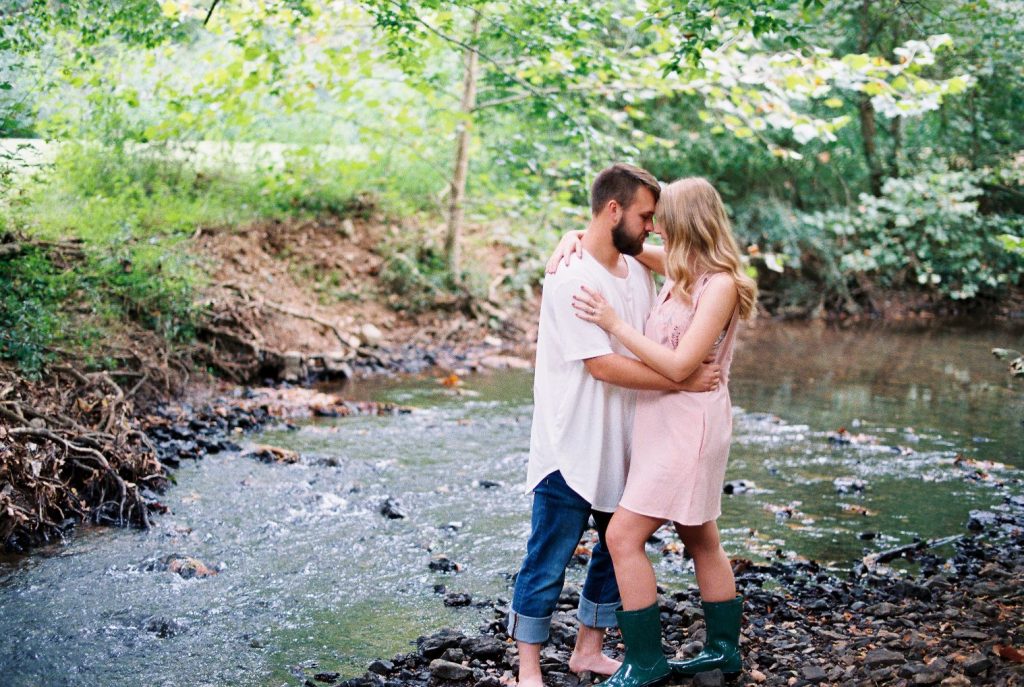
282,350,304,381
864,648,905,669
939,678,971,687
418,629,466,659
367,660,394,676
913,671,943,686
693,669,725,687
963,653,992,676
801,664,828,683
867,602,897,618
440,648,465,663
360,323,384,347
461,636,506,661
429,659,472,681
324,352,353,378
951,628,988,640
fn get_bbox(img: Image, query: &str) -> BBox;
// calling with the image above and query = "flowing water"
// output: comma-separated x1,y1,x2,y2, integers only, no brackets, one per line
1,323,1022,686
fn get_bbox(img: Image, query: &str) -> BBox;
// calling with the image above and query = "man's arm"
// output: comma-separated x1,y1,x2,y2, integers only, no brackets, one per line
585,354,720,392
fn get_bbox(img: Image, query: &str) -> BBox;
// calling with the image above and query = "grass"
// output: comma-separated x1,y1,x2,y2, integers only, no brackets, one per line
0,139,459,373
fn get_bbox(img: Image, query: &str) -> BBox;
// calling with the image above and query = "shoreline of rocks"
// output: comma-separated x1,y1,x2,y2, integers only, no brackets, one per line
291,492,1023,687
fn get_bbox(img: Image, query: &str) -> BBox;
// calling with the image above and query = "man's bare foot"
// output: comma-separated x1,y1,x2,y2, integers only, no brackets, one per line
513,674,545,687
568,651,621,676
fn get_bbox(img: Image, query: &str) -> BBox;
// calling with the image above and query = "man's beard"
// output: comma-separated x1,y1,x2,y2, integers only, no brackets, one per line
611,217,645,256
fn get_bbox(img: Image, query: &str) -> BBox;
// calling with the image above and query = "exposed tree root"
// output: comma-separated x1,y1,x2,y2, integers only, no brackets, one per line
0,350,179,551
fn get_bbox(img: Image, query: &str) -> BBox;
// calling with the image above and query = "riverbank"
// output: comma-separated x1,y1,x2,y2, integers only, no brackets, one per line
2,209,1023,553
298,489,1024,687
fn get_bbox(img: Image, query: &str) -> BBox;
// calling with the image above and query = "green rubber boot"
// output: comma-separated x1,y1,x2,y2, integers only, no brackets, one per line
669,595,743,678
602,603,671,687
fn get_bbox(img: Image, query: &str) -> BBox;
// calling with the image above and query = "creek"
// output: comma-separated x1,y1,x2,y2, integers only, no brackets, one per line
1,322,1022,687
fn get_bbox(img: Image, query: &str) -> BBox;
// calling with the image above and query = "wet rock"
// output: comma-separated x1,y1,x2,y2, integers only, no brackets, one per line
544,672,579,687
430,556,461,573
314,672,341,683
692,669,725,687
962,653,992,676
834,477,867,494
723,479,756,495
864,648,905,669
967,510,998,532
474,677,502,687
913,670,944,686
367,660,393,676
418,629,466,659
429,659,473,681
145,615,185,638
283,351,305,382
380,497,406,519
245,444,300,464
802,664,827,683
866,601,897,618
441,648,466,663
461,636,505,661
152,554,219,579
323,352,353,379
950,628,987,640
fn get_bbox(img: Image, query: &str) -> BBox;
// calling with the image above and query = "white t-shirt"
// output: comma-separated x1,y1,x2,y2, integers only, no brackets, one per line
527,251,656,512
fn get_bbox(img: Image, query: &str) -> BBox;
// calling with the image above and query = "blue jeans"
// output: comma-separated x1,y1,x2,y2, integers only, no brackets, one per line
507,471,621,644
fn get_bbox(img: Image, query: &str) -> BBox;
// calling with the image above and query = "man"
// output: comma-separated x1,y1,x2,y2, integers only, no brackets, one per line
508,163,721,687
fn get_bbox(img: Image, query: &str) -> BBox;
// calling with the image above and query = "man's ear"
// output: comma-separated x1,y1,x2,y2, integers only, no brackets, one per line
606,199,621,223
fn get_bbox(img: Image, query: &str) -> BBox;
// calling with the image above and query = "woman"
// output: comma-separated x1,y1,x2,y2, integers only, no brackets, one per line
552,177,756,687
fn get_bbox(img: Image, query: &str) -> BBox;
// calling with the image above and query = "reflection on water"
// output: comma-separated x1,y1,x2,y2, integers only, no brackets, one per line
0,323,1021,686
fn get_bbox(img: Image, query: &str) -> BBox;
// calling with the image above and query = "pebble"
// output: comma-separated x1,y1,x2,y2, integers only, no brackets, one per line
962,653,992,676
429,659,472,681
801,664,827,683
380,497,406,520
913,671,944,685
864,648,905,669
692,669,725,687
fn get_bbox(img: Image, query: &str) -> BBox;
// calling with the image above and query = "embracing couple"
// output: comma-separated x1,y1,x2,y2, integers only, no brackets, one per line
507,164,757,687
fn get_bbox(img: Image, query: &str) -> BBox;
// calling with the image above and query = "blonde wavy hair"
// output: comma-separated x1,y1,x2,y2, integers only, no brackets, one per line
655,177,757,320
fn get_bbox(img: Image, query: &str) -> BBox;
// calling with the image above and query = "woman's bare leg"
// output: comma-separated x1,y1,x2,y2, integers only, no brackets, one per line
674,520,735,602
606,507,667,610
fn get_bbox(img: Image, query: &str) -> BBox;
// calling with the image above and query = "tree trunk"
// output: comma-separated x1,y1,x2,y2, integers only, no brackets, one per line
859,96,883,196
889,115,901,180
445,15,481,285
856,0,883,196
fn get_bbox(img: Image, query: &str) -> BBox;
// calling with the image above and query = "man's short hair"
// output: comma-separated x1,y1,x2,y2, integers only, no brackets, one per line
590,163,661,216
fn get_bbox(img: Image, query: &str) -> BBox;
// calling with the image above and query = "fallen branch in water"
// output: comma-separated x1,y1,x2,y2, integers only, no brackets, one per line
861,534,964,570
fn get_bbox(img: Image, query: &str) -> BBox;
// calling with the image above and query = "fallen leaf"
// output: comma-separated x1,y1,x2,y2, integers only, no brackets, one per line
994,645,1024,663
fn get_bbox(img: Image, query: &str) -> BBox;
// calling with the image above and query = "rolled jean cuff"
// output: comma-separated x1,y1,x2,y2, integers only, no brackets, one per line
506,609,552,644
577,594,620,629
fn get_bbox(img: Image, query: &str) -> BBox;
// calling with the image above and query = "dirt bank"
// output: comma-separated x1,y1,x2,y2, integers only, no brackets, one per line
192,215,537,383
0,213,538,552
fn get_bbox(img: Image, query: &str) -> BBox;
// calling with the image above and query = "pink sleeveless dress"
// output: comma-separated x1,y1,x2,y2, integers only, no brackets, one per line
619,272,739,526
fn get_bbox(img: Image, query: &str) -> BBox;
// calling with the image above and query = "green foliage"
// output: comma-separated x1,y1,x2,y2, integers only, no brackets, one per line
801,167,1024,301
377,229,457,313
0,249,66,374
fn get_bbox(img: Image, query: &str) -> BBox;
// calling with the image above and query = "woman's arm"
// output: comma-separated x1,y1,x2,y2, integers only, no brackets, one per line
545,232,667,275
573,276,737,383
545,231,585,273
634,245,666,276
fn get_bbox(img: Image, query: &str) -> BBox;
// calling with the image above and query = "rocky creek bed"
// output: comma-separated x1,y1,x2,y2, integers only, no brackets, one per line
291,489,1024,687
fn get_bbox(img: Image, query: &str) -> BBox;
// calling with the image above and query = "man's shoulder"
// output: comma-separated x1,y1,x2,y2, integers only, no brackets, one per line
543,257,593,290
